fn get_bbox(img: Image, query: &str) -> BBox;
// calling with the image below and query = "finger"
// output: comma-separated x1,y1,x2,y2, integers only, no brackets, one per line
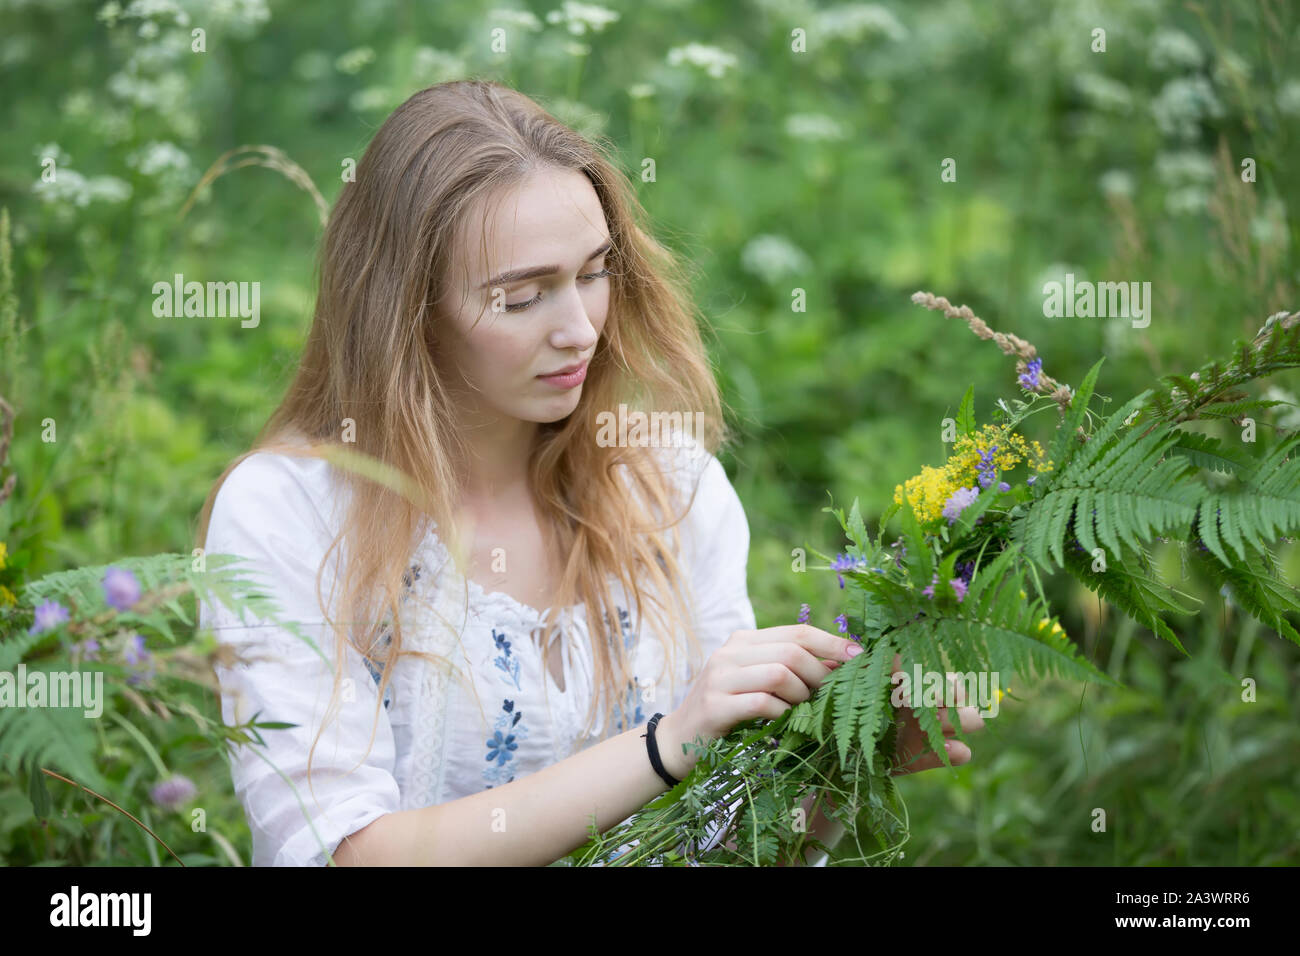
719,662,814,708
893,738,972,776
747,624,863,663
730,641,837,690
947,704,985,735
728,691,799,725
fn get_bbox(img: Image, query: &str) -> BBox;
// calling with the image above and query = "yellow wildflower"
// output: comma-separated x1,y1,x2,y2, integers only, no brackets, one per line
0,540,7,570
893,463,966,527
895,424,1055,528
0,584,14,608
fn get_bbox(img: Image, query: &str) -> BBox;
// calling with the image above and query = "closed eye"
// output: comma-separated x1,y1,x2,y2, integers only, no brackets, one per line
503,267,612,312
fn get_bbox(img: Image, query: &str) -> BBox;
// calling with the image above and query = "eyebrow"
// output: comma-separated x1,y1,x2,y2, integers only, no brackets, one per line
477,239,613,290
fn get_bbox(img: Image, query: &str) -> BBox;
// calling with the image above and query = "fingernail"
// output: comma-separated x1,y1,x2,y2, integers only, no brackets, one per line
846,644,864,657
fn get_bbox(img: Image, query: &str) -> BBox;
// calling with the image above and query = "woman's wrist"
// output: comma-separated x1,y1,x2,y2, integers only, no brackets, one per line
650,710,697,783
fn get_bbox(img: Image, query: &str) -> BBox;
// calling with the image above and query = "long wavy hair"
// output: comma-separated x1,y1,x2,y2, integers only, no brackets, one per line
194,79,736,782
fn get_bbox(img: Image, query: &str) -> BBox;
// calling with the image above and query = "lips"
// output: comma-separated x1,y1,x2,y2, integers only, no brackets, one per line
539,360,588,377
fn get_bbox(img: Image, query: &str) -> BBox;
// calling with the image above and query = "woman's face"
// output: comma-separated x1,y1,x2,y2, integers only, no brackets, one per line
437,166,611,426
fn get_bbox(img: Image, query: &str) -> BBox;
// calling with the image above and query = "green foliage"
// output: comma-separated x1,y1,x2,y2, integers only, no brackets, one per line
1141,318,1300,425
3,0,1298,867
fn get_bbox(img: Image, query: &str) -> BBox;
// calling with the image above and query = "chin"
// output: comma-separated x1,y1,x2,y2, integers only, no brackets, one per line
530,392,583,423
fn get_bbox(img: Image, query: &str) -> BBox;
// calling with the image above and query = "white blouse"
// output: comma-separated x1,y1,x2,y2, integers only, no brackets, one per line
199,437,757,866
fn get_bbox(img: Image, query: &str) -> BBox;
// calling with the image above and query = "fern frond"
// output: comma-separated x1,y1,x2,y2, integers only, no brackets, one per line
1141,313,1300,425
1017,419,1200,570
1060,540,1199,652
0,694,106,791
1192,546,1300,647
1168,430,1255,475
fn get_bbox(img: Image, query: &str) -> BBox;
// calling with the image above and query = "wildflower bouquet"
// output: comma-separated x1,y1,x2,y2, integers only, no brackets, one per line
553,292,1300,866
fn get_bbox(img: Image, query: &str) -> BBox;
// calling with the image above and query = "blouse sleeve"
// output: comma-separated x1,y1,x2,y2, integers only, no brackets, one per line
670,449,758,713
199,452,401,867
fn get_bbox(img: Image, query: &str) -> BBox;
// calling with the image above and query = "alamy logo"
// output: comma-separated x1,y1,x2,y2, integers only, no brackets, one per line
152,273,260,328
1042,273,1152,328
0,665,103,718
594,404,707,461
49,886,151,936
890,666,1001,718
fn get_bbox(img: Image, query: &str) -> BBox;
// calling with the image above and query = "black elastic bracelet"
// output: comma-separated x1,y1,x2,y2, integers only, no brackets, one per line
641,712,681,788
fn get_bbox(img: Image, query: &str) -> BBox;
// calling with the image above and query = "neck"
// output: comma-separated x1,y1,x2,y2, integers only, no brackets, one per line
458,414,537,504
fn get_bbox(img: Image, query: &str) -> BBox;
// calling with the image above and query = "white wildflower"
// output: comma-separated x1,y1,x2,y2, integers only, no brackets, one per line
1099,170,1134,199
545,2,619,36
666,43,737,79
1154,150,1216,186
34,143,72,168
1150,76,1225,139
126,141,193,193
1148,29,1203,71
1277,80,1300,117
122,0,190,26
740,235,812,284
784,113,848,142
335,46,375,75
193,0,270,35
1164,186,1208,216
411,47,468,84
813,3,907,42
32,169,132,207
1074,73,1133,113
350,87,395,112
490,8,542,31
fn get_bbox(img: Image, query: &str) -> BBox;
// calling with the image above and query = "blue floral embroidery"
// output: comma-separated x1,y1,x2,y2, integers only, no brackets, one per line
611,606,646,733
484,633,529,789
491,628,523,690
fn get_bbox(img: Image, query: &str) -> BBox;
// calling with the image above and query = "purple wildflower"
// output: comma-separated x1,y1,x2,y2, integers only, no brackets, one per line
28,600,70,635
997,481,1011,492
150,775,197,810
1027,475,1037,486
102,566,141,612
921,572,938,599
950,578,968,602
834,613,848,634
123,632,149,667
1019,356,1043,391
976,445,999,489
955,560,975,584
942,486,980,524
797,603,810,625
79,638,100,661
830,553,867,589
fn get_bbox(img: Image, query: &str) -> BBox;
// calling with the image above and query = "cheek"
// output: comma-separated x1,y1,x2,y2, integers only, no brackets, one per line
466,322,538,378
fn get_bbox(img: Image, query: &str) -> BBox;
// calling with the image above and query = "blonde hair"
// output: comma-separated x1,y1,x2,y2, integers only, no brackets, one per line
195,78,734,793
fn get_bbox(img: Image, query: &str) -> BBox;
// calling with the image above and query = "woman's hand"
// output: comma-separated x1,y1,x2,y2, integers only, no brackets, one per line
656,625,863,780
887,653,986,775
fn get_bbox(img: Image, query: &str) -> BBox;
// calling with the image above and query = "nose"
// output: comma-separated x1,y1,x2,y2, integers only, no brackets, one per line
550,283,600,353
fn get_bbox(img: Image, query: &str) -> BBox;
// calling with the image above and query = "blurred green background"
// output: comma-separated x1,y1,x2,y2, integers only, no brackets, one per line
1,0,1297,864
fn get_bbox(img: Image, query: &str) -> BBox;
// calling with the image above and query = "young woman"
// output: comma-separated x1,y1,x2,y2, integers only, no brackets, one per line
195,79,983,867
